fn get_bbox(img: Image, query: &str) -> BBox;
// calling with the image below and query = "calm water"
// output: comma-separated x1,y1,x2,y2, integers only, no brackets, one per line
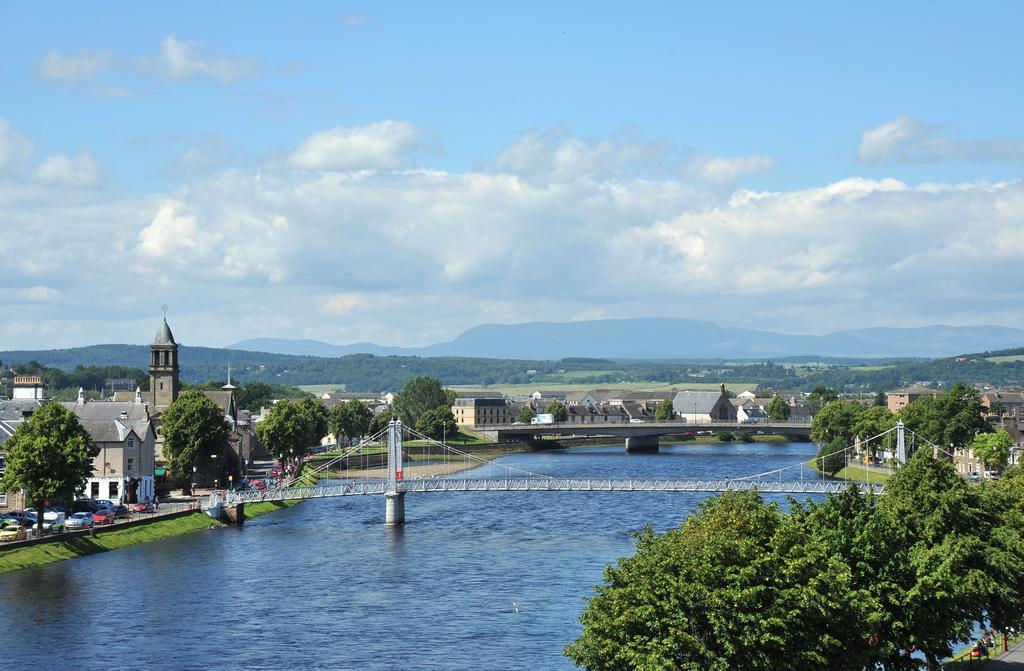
1,442,821,671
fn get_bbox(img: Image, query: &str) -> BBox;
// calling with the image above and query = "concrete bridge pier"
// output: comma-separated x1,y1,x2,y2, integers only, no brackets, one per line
385,492,406,526
220,503,245,526
625,435,659,453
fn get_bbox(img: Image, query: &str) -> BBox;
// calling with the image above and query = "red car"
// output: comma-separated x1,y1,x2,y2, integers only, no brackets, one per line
92,509,116,525
132,501,155,513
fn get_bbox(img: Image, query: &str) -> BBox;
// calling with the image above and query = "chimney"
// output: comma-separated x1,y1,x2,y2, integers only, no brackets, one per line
135,386,143,404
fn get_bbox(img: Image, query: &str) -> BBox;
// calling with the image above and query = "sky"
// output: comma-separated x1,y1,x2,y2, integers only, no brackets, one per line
1,1,1023,350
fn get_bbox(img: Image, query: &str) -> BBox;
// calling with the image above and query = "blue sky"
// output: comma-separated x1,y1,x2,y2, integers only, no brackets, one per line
1,2,1023,349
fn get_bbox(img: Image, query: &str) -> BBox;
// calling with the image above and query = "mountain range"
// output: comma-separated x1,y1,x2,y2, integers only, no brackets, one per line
227,318,1024,360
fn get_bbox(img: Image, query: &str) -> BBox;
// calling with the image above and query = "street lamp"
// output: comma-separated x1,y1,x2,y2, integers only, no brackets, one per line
191,464,197,499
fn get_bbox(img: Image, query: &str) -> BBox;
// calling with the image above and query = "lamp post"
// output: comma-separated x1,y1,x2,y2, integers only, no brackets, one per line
191,464,197,500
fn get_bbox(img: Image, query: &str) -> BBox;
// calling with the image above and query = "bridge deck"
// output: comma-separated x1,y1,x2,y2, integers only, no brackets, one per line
223,478,882,504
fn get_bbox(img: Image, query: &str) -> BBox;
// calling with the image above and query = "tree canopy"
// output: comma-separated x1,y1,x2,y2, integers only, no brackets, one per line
766,394,790,421
546,400,569,422
161,390,231,491
0,403,97,530
254,398,323,463
654,398,674,420
971,429,1014,472
898,383,989,450
415,406,458,440
327,399,374,444
567,451,1024,670
516,406,535,423
392,376,455,426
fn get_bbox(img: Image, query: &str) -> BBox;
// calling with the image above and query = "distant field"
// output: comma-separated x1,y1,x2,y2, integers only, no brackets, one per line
986,355,1024,363
450,381,755,395
848,365,894,372
298,384,347,395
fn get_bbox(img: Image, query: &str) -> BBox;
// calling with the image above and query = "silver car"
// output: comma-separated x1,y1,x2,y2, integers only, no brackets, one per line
66,512,94,529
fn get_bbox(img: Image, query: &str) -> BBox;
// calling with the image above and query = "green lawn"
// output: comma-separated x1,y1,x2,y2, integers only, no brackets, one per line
986,355,1024,363
808,462,891,484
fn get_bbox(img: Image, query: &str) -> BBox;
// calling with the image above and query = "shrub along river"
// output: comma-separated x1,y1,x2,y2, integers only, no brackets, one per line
0,442,823,670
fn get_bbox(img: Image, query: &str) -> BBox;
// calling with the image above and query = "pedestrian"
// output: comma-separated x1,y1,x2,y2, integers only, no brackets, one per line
154,494,160,511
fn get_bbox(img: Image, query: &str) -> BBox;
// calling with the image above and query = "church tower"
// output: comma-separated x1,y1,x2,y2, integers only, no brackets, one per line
149,318,180,411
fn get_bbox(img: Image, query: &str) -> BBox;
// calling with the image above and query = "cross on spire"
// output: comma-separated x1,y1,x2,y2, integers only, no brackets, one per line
161,304,169,319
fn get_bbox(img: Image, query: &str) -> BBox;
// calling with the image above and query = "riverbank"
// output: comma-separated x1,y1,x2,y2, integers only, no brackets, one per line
808,461,892,484
0,468,322,574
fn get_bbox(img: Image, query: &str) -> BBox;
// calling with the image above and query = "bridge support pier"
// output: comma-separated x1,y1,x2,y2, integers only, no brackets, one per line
625,435,659,453
385,492,405,526
220,503,245,526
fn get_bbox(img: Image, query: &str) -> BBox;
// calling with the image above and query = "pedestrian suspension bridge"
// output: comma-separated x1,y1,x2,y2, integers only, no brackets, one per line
217,420,931,525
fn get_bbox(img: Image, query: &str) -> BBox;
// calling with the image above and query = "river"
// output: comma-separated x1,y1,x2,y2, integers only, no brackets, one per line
1,441,822,670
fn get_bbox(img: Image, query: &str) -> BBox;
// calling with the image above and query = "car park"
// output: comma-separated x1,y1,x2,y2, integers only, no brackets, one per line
66,512,94,529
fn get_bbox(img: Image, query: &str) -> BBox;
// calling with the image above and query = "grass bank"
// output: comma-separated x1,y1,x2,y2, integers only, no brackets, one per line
0,512,223,574
807,461,891,484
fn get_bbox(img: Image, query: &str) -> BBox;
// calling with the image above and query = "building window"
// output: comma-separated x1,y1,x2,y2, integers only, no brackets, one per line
128,437,135,448
127,458,134,472
0,493,6,505
109,481,119,499
91,482,99,498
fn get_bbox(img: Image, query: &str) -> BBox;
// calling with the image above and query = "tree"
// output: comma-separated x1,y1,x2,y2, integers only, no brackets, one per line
516,406,535,423
415,406,458,440
368,408,397,437
236,381,274,412
296,396,328,445
565,492,871,671
161,390,231,493
766,394,790,421
810,400,864,446
0,403,97,531
816,437,847,476
971,429,1014,473
899,383,990,453
546,400,568,422
873,390,887,407
327,399,374,444
716,430,735,442
255,399,321,467
851,406,896,460
654,398,674,420
806,386,839,415
392,376,451,426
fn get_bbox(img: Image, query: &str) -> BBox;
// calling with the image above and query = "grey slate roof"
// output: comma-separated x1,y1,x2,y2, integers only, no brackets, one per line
153,319,176,346
671,391,725,415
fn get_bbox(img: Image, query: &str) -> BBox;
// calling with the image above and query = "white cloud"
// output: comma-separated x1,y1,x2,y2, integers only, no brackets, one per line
157,34,255,82
0,119,33,173
288,121,424,171
37,50,111,82
3,124,1024,348
858,115,1024,164
35,152,104,187
22,286,63,302
494,126,773,185
322,293,363,315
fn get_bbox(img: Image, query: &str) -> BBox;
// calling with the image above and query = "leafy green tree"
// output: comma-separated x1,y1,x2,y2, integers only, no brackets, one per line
368,408,398,437
236,381,274,411
654,398,674,420
415,406,458,440
816,437,847,476
806,386,839,415
393,376,451,426
873,390,887,407
545,400,568,422
255,399,321,467
0,403,97,531
716,430,734,442
850,406,896,461
899,383,990,452
811,400,864,445
566,492,870,671
161,390,231,493
766,394,790,421
297,396,328,445
971,429,1014,473
516,406,535,423
327,399,374,444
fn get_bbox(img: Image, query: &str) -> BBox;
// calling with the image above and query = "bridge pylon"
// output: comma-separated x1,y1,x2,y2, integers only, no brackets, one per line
385,419,406,525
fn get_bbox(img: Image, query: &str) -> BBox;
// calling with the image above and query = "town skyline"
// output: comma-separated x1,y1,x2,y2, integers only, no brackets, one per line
2,2,1023,350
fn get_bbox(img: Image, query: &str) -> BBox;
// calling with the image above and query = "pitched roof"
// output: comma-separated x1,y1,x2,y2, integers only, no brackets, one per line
62,401,148,422
153,319,176,346
888,384,940,396
671,391,726,415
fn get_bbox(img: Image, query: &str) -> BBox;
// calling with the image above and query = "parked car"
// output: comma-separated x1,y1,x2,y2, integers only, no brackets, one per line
72,499,102,513
0,525,23,542
92,509,116,525
66,512,94,529
109,505,129,519
968,471,982,481
132,501,155,513
0,516,19,529
42,513,66,532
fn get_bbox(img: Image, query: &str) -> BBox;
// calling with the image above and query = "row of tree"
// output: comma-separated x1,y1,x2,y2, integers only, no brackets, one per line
566,452,1024,670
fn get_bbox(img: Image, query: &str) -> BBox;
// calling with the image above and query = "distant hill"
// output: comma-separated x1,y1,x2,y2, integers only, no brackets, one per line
228,318,1024,360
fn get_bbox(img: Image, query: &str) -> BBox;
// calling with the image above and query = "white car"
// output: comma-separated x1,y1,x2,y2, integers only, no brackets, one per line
66,512,95,529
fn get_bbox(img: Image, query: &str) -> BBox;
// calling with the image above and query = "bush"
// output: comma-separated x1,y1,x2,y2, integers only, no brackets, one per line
816,437,847,476
716,431,734,442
